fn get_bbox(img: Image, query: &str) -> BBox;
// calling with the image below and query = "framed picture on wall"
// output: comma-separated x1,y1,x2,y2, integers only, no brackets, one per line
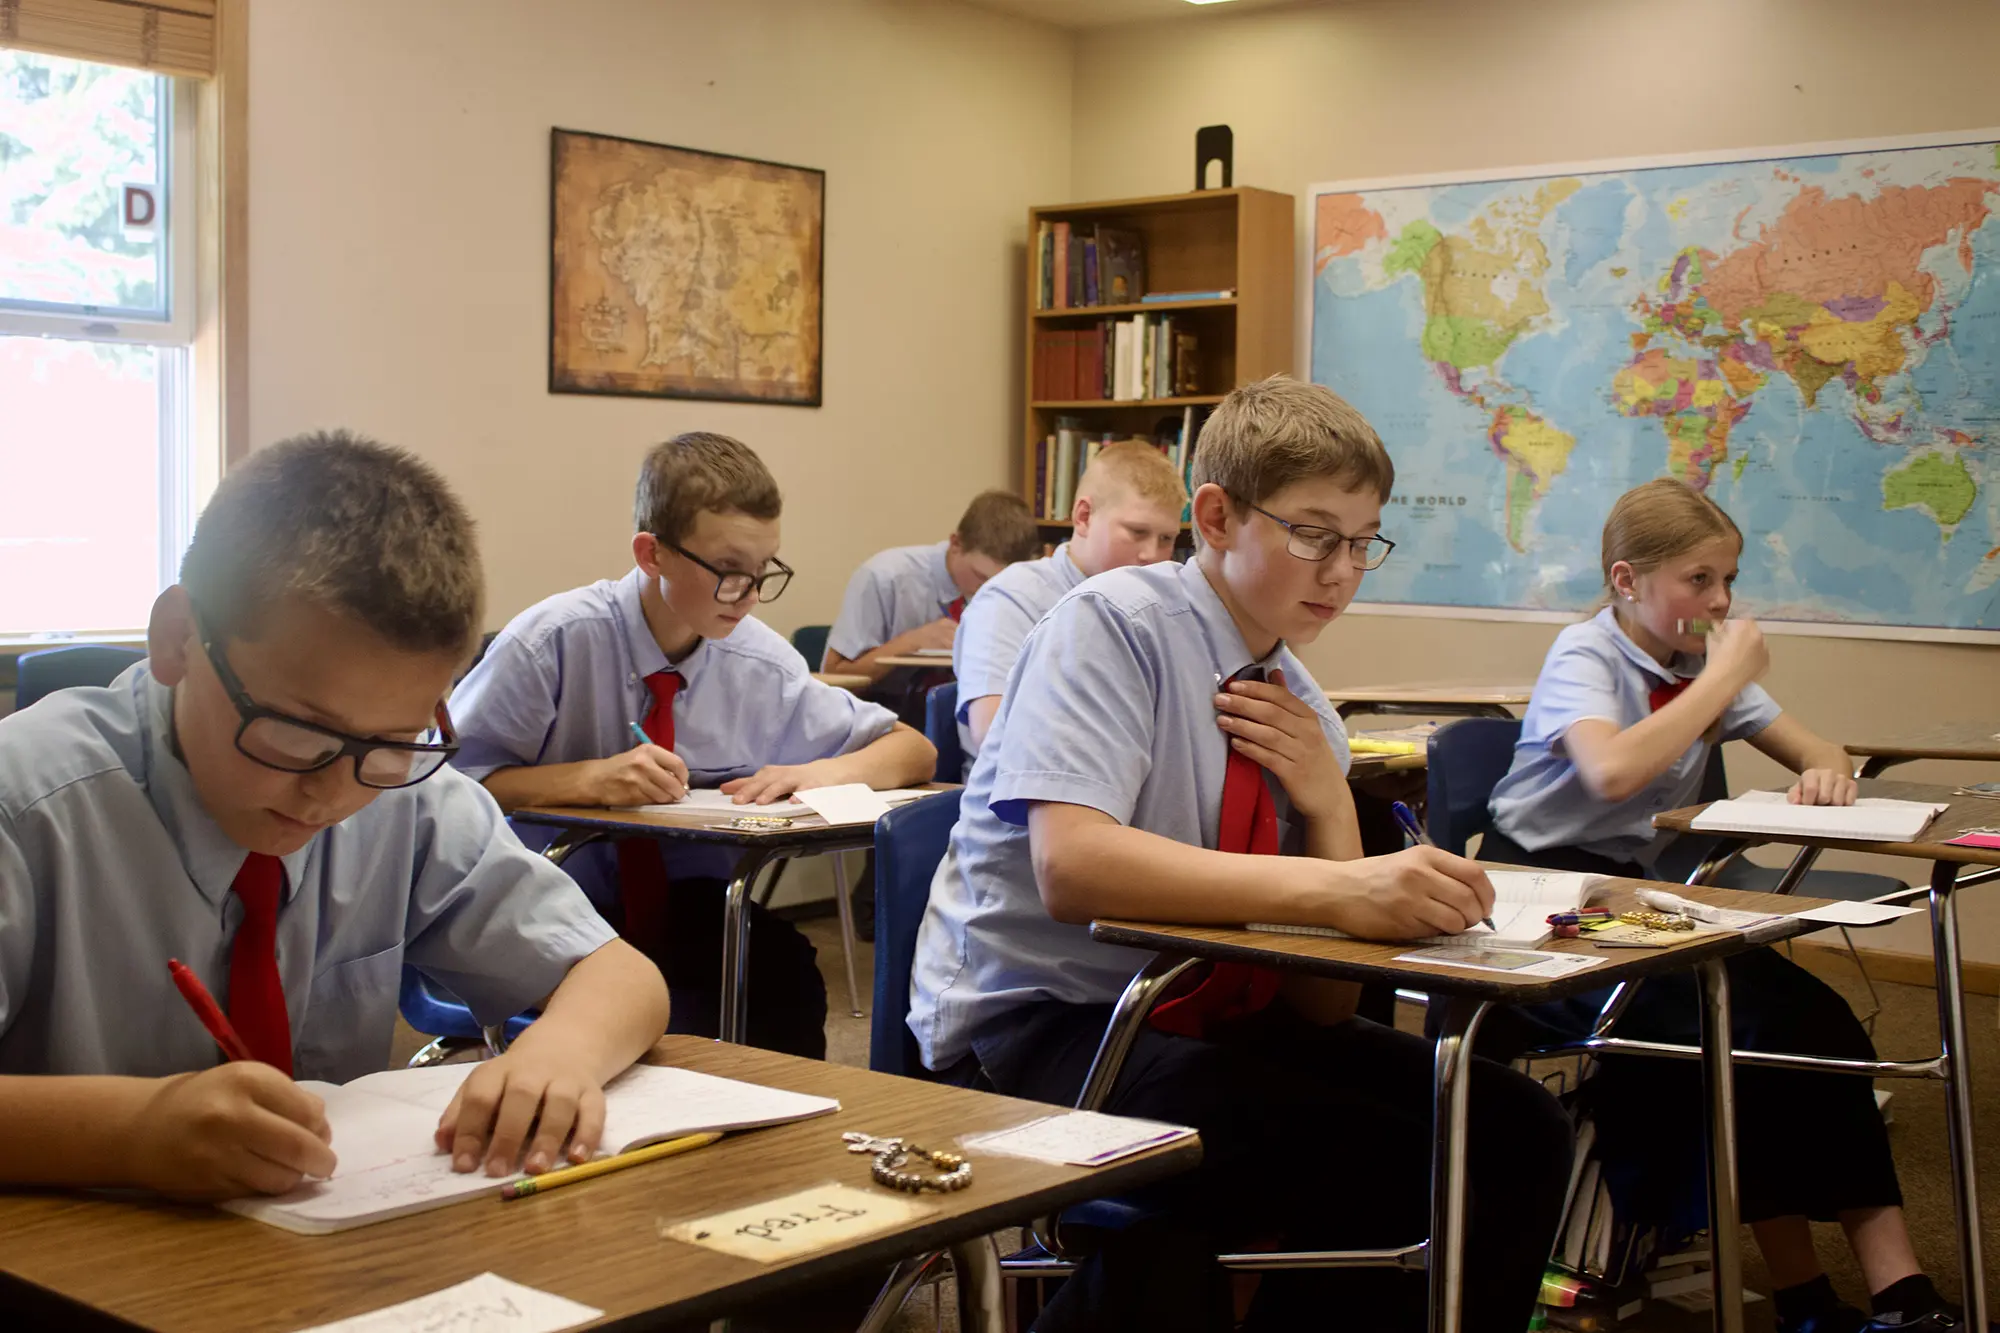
549,128,825,406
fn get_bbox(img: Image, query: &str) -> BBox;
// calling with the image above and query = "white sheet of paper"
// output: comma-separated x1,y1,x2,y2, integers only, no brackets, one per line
292,1273,601,1333
1694,791,1948,842
794,783,893,826
1793,900,1923,926
909,647,954,657
962,1111,1197,1167
662,1183,929,1263
1394,945,1606,978
615,787,812,816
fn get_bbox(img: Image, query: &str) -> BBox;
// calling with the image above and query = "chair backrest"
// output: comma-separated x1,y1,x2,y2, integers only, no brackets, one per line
924,681,963,783
14,645,147,711
398,965,535,1042
1424,717,1524,856
870,787,965,1077
790,623,831,671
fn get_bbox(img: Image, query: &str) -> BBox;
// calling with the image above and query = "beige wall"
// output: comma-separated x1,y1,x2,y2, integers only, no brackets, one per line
249,0,1070,636
1072,0,2000,958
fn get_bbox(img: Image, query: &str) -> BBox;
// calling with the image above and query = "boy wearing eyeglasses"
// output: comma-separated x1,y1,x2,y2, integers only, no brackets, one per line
907,377,1571,1331
0,431,667,1202
451,432,933,1057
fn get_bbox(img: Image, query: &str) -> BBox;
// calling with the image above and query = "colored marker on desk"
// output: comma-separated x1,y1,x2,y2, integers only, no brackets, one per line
1390,800,1496,933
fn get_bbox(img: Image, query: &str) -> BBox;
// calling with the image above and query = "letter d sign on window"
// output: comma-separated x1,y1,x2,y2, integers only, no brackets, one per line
123,184,157,233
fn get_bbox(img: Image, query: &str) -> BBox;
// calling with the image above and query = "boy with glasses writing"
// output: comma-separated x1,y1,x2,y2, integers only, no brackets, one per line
452,432,934,1057
0,431,668,1199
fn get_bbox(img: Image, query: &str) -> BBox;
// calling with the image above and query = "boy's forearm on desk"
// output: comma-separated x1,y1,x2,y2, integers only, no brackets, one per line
482,762,595,813
1029,806,1330,926
519,940,670,1081
0,1075,154,1188
831,725,936,789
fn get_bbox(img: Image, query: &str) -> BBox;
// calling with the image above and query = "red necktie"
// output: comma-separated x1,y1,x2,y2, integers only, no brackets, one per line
618,670,682,954
1649,677,1693,713
228,853,293,1074
1149,676,1284,1039
946,597,965,622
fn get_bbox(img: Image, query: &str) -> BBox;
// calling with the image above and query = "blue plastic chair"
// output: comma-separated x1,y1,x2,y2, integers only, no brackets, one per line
1425,717,1523,855
924,681,964,784
14,645,146,711
398,967,537,1067
869,787,964,1077
790,623,831,672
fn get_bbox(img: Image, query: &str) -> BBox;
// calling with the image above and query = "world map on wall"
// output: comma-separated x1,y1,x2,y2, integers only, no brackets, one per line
1310,137,2000,636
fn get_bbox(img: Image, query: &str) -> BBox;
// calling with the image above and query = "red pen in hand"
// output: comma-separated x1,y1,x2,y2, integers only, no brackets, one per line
168,958,255,1063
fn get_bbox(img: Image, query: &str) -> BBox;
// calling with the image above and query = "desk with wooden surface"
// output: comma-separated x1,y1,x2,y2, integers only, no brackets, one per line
871,653,956,672
1092,878,1839,1333
1844,721,2000,778
1654,780,2000,1327
515,788,953,1039
0,1036,1199,1333
812,671,873,692
1324,682,1534,720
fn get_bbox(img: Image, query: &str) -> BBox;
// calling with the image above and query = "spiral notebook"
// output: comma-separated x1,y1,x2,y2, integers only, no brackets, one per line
1249,869,1611,949
223,1062,838,1235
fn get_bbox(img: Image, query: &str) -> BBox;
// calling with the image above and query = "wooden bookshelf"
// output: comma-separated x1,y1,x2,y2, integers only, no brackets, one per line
1022,186,1295,526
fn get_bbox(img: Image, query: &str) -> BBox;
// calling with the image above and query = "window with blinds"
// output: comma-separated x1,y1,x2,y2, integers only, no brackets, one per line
0,0,215,80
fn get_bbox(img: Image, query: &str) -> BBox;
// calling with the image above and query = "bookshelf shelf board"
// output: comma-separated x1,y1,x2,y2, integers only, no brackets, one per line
1033,395,1226,410
1032,298,1236,319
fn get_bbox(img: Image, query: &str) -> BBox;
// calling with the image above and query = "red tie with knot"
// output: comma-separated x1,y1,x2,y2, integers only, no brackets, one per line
1147,669,1284,1039
228,852,293,1074
946,597,966,622
618,669,683,954
1649,677,1693,713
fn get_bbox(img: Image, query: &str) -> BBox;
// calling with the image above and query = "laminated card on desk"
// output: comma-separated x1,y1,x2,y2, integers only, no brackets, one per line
1689,790,1948,842
224,1064,838,1235
292,1272,602,1333
962,1111,1197,1167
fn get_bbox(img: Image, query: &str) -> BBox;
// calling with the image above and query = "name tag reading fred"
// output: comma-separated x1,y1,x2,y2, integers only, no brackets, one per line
662,1183,930,1262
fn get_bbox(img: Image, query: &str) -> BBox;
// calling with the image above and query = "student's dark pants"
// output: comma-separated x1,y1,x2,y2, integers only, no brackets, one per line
1467,830,1902,1225
630,876,828,1060
972,999,1573,1333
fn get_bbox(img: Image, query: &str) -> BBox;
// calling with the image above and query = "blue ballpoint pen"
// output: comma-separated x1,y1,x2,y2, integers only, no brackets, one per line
1391,800,1496,932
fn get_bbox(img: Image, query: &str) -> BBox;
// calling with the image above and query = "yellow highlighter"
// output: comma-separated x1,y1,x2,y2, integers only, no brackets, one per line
500,1130,723,1200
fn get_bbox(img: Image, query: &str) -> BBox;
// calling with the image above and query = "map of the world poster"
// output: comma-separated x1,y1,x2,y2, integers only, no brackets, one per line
1309,132,2000,640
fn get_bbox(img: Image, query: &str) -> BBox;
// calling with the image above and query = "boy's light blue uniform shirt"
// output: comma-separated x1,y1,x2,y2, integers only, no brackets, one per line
0,665,617,1084
948,542,1085,772
826,540,960,661
1488,607,1782,867
450,567,899,893
908,557,1350,1071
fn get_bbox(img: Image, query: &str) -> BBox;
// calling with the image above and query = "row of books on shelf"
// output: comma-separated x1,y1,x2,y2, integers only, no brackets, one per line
1032,314,1200,402
1032,408,1206,522
1037,220,1143,309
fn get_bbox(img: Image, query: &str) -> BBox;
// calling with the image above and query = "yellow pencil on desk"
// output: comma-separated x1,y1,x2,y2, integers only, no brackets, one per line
1349,738,1421,755
500,1130,724,1199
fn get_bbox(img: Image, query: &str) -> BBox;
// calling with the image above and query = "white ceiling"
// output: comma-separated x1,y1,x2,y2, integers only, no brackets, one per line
965,0,1301,31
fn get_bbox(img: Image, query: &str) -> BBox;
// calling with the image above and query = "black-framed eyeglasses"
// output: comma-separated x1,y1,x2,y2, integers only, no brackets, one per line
194,613,459,789
1245,502,1396,571
668,542,794,605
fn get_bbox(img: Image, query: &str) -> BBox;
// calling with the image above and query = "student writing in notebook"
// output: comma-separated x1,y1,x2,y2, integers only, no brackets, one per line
0,434,668,1200
1480,479,1965,1333
450,433,934,1058
821,489,1042,687
952,440,1186,768
909,377,1571,1332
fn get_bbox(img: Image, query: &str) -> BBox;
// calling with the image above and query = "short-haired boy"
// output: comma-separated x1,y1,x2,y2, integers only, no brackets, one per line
451,432,935,1059
0,431,668,1200
953,440,1185,767
821,488,1041,687
909,378,1571,1330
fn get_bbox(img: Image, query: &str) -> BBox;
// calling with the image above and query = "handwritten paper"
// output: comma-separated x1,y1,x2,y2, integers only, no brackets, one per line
662,1183,928,1263
292,1273,601,1333
616,788,812,816
963,1111,1196,1167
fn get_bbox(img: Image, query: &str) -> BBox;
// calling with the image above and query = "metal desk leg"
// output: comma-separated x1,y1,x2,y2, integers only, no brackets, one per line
718,848,779,1045
1429,995,1490,1333
1696,959,1744,1333
949,1233,1006,1333
829,851,865,1019
1929,859,1988,1328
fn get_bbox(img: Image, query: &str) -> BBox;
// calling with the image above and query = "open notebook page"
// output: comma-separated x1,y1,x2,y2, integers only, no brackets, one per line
1691,789,1948,842
1249,870,1608,949
223,1062,838,1235
614,787,935,817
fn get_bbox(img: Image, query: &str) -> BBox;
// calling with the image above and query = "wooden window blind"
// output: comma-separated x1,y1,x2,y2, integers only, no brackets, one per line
0,0,215,79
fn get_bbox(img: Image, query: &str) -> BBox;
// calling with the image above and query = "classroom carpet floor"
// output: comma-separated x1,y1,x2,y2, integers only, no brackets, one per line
391,918,2000,1331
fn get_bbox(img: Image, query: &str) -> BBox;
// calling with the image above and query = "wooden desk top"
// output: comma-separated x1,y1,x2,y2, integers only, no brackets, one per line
1845,722,2000,763
1324,681,1535,707
0,1038,1198,1333
811,671,872,691
873,653,955,671
514,785,957,849
1093,877,1832,1004
1653,780,2000,868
